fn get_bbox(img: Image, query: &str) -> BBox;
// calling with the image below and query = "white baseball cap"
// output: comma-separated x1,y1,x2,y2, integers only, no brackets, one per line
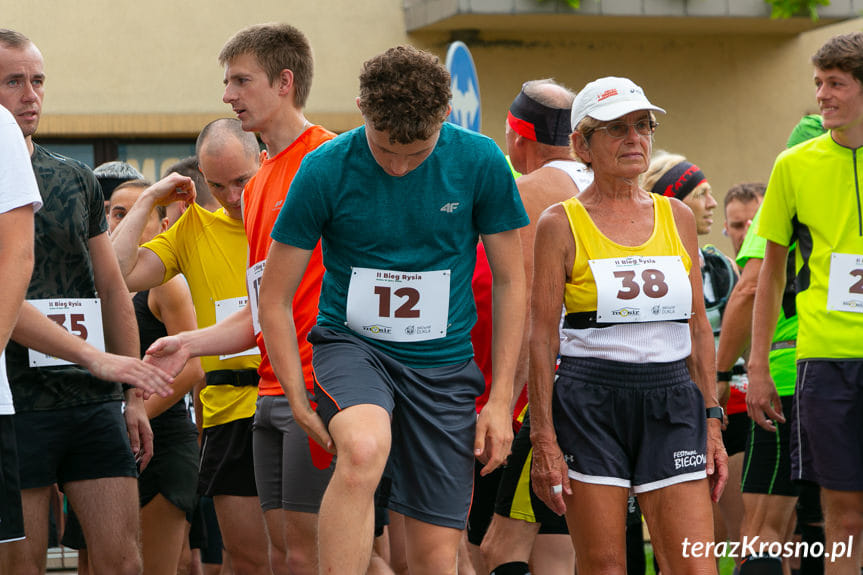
571,76,665,129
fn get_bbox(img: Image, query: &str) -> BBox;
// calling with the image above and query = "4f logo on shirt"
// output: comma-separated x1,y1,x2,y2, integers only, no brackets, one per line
440,202,460,213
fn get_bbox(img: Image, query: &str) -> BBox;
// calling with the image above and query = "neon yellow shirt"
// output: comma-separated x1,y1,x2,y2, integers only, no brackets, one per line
758,132,863,360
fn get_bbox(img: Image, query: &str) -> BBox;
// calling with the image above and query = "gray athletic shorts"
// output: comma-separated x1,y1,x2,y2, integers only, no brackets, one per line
309,326,484,529
253,394,334,512
553,356,707,493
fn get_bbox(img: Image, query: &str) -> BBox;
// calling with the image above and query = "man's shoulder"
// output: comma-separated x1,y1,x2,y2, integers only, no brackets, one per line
775,132,835,168
306,126,361,159
305,124,337,147
438,122,497,153
517,165,578,200
31,143,96,178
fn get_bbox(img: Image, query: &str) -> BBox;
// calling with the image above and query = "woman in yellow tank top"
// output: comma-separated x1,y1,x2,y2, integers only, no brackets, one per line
527,76,728,575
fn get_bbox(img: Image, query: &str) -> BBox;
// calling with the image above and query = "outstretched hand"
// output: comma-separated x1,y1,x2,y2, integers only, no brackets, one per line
84,351,174,398
144,335,191,378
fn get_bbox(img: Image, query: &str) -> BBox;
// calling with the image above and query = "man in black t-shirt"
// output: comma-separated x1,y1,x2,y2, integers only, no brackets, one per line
0,28,171,574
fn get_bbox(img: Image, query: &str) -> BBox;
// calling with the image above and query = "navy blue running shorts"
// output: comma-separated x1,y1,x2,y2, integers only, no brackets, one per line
553,356,707,493
791,360,863,491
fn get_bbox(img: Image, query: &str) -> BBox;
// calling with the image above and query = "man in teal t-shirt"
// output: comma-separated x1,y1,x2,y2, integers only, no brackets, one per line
258,46,528,575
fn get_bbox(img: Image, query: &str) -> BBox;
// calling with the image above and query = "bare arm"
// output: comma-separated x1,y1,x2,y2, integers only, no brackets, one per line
91,231,153,467
111,174,193,291
476,228,526,475
671,199,727,503
145,305,256,378
0,206,34,350
11,303,173,397
143,277,205,419
528,205,573,515
716,257,761,406
512,172,580,409
747,240,789,432
259,241,333,452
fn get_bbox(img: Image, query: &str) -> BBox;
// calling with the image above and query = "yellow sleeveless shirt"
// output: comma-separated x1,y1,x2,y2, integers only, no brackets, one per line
559,193,693,363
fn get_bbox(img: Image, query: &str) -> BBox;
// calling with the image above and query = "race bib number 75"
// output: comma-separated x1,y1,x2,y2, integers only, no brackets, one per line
345,267,449,342
589,256,691,323
28,298,104,367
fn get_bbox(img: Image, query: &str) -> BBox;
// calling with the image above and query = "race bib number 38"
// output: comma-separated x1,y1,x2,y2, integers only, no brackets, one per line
345,267,450,342
827,253,863,313
28,298,104,367
589,256,691,323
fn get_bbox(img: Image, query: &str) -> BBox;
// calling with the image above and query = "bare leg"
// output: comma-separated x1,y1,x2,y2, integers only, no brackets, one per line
717,452,745,567
481,515,540,574
141,493,187,575
529,533,576,575
178,521,194,575
458,529,477,575
318,405,392,574
263,509,288,575
65,477,141,575
402,514,462,575
0,486,52,575
820,488,863,575
79,549,91,575
638,479,717,575
564,482,629,575
367,526,397,575
213,495,272,575
283,510,319,575
389,512,409,575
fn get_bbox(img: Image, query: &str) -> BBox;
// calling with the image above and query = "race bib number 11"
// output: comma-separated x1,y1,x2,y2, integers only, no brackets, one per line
589,255,691,323
246,260,265,336
215,297,259,359
28,298,104,367
345,267,450,342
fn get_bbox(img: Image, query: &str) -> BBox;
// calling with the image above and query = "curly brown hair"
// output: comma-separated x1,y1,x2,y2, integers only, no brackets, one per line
358,46,451,144
812,32,863,86
219,23,313,108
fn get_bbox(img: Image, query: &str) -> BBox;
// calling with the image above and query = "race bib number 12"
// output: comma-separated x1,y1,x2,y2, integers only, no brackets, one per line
345,267,450,342
28,298,104,367
590,255,691,323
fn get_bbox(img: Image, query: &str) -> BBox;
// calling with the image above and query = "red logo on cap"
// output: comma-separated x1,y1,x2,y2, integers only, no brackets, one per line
597,89,618,102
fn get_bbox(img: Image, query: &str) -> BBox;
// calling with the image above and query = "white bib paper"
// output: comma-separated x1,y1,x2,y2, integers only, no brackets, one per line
589,255,691,323
215,297,258,359
246,260,265,336
345,267,450,342
827,253,863,313
28,298,105,367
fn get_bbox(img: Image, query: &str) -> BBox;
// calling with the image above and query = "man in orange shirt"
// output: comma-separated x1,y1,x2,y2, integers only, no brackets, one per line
145,23,334,575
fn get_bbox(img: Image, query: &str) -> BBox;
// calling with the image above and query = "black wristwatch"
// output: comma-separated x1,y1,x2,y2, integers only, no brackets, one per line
706,406,725,421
